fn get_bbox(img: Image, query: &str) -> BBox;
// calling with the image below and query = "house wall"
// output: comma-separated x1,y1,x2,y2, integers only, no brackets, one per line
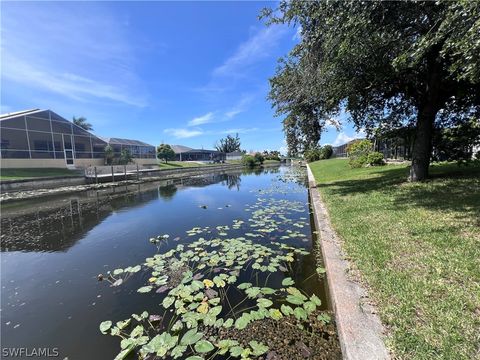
1,159,67,168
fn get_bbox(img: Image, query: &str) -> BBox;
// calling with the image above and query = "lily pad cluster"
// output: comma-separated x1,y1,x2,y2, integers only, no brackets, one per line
99,167,339,359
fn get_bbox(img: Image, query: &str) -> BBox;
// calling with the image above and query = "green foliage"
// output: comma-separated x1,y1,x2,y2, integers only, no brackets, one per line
262,150,281,161
242,153,264,168
215,133,241,153
157,144,176,163
366,152,386,166
104,145,114,165
432,119,480,163
347,140,373,168
304,148,322,163
72,116,93,131
321,145,333,160
254,152,265,165
119,149,133,165
304,145,333,163
264,1,480,180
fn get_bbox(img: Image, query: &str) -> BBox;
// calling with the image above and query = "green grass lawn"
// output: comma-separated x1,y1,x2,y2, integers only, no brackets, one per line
156,161,205,169
310,159,480,359
0,168,82,180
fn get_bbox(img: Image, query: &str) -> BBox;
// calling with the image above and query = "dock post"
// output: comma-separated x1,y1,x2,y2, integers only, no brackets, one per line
136,163,139,181
124,165,127,181
111,166,114,183
94,166,98,184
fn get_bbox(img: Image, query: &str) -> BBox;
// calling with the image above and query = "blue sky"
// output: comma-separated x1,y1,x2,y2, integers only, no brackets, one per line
1,1,363,153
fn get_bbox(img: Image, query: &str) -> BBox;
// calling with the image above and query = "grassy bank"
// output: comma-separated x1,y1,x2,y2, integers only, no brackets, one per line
156,161,209,169
309,159,480,359
0,168,82,180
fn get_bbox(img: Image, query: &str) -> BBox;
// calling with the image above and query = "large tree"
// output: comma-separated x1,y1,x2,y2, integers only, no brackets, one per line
157,144,175,163
215,133,242,153
264,0,480,181
72,116,93,131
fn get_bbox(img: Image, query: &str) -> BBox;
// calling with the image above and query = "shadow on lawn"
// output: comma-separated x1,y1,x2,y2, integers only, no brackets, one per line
321,163,480,221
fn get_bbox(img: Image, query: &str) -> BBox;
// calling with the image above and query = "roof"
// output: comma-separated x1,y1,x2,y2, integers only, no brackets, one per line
0,109,42,120
101,137,154,147
171,145,194,153
226,151,244,156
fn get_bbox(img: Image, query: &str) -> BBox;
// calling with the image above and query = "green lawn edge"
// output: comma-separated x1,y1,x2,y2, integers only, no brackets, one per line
309,158,480,359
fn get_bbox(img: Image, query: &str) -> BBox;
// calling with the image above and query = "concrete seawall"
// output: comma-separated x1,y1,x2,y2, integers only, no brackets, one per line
307,164,390,360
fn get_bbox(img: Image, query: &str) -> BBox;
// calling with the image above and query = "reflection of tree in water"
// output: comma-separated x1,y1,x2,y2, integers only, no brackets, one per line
221,173,241,191
158,184,178,200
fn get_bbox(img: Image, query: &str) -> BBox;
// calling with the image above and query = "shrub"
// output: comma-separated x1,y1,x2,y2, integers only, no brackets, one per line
304,148,322,162
304,145,334,163
347,139,373,168
320,145,333,159
242,155,258,168
366,151,385,166
254,152,265,165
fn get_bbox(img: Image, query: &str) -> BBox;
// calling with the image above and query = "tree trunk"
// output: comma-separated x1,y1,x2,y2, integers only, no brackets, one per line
409,105,437,181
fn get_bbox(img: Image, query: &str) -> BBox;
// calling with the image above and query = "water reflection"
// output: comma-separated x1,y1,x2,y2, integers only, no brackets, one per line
0,172,243,253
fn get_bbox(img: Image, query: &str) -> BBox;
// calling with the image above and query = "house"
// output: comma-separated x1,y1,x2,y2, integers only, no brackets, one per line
0,109,154,168
101,137,156,165
226,151,244,161
171,145,225,162
332,139,364,158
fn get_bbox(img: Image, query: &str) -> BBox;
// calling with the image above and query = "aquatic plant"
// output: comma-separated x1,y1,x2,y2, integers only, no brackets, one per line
99,167,339,359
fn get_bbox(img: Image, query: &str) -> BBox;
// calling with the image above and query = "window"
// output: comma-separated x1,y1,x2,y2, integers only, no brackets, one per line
1,128,30,150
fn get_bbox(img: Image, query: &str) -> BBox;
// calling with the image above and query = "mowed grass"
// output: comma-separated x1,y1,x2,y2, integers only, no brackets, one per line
0,168,82,180
310,159,480,359
156,161,208,169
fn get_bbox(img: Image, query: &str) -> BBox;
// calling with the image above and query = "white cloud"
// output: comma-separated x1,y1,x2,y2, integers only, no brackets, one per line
1,3,147,107
225,95,254,119
212,25,287,77
164,128,204,139
332,130,366,146
220,128,258,134
188,112,215,127
3,57,146,107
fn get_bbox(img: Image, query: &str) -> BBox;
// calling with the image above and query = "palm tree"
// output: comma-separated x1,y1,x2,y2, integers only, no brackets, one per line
72,116,93,131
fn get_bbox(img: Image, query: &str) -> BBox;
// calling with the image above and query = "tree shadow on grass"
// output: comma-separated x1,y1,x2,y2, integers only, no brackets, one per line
321,164,480,221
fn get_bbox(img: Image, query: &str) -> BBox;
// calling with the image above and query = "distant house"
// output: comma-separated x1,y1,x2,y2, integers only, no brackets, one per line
101,137,155,164
226,151,243,161
0,108,155,168
332,139,364,158
171,145,225,162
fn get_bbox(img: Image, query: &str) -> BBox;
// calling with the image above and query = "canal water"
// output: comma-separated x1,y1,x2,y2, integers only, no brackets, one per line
1,166,339,359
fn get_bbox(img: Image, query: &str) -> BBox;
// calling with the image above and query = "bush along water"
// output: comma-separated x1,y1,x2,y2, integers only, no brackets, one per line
242,153,265,168
346,140,385,168
304,145,333,163
98,168,340,360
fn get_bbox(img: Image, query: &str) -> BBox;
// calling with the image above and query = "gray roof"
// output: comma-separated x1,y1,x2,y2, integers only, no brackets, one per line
101,137,154,147
226,151,244,156
171,145,223,154
171,145,194,153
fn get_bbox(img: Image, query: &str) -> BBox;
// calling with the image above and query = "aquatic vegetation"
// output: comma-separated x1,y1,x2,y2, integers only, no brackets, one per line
99,167,340,359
